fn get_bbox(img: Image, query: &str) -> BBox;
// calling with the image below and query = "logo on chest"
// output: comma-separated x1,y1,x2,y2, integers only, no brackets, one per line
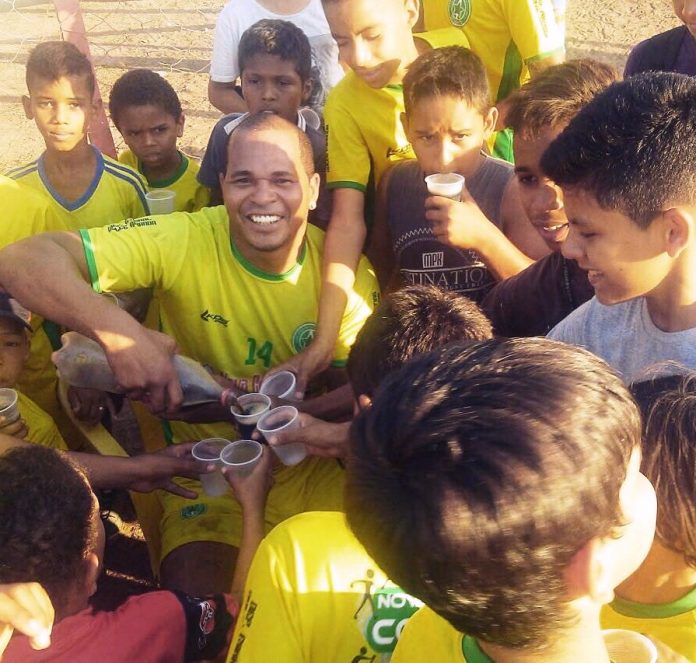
200,309,229,327
291,322,316,353
448,0,472,26
422,251,444,268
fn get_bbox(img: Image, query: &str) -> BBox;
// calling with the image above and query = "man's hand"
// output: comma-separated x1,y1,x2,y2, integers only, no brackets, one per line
67,386,108,426
258,413,350,459
263,343,333,400
0,582,54,657
222,446,273,515
0,415,27,440
425,190,495,251
102,327,182,416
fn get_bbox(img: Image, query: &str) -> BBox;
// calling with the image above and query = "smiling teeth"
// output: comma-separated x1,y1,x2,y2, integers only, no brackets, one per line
249,215,281,225
543,223,568,232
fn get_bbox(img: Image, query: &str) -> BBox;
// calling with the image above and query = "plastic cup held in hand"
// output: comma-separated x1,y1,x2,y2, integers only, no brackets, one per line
259,370,297,400
221,439,263,477
145,189,176,215
424,173,465,201
0,388,20,424
231,393,271,438
192,438,232,496
257,405,306,466
603,630,658,663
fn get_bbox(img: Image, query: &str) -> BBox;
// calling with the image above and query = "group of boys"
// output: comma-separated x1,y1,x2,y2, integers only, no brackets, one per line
1,0,696,661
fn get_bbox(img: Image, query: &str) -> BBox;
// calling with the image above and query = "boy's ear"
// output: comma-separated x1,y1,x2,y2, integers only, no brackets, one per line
357,394,372,410
176,113,186,138
302,79,313,106
404,0,421,29
661,206,693,258
22,95,34,120
565,537,615,605
82,551,101,599
483,106,498,139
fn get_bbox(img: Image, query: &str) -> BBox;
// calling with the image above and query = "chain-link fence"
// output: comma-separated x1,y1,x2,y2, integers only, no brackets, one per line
0,0,222,171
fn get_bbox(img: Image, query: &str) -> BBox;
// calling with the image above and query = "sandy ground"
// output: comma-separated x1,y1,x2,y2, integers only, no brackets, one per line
0,0,681,173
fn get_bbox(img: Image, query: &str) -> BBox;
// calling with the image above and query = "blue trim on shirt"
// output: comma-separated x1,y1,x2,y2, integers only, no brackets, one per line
5,160,39,180
37,146,104,211
103,161,149,213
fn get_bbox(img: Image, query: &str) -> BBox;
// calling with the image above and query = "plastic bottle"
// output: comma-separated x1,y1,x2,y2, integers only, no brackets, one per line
52,331,235,407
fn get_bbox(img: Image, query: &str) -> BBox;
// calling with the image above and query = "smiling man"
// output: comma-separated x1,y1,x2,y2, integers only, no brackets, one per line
0,112,379,597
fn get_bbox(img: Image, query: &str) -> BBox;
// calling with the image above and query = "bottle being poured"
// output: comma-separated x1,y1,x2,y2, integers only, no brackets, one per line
53,331,239,410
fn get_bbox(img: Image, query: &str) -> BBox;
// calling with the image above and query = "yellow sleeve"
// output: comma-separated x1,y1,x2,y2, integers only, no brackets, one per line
18,392,68,450
79,213,190,294
502,0,564,62
227,536,305,663
118,149,139,170
325,80,371,191
332,256,380,367
392,606,463,662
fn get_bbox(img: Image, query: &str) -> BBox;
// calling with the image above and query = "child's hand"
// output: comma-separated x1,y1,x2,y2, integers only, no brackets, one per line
0,414,27,439
67,386,108,426
425,189,495,250
0,582,54,656
222,446,273,515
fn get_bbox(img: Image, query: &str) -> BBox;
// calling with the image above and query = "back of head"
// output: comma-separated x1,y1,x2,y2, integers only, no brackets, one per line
109,68,182,127
403,46,490,116
0,446,98,614
26,41,95,97
347,337,640,649
239,19,312,83
541,72,696,227
506,59,619,138
346,285,493,398
631,373,696,566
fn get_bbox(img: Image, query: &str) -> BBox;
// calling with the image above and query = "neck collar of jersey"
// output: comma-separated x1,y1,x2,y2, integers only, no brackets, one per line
38,145,103,211
611,583,696,619
142,150,187,188
230,237,307,282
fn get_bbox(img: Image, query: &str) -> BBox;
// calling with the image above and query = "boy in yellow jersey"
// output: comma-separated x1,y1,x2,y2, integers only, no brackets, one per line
109,69,210,213
5,41,149,230
347,338,657,663
228,285,492,663
266,0,468,399
601,374,696,661
0,294,66,450
0,112,379,598
418,0,565,161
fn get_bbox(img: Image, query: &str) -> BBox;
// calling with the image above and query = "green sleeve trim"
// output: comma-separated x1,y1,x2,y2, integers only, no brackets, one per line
161,419,175,446
330,359,347,368
79,228,102,293
327,180,367,193
42,320,62,351
525,48,565,64
611,586,696,619
496,41,523,103
462,635,494,663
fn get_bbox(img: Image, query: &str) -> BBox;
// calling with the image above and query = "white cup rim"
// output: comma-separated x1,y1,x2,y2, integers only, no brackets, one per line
259,371,296,399
0,388,18,412
145,189,176,200
257,405,299,434
192,437,231,463
231,393,272,423
220,439,263,467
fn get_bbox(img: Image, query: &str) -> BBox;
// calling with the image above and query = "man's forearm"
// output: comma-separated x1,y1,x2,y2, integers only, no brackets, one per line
475,226,534,280
208,79,248,115
299,383,353,421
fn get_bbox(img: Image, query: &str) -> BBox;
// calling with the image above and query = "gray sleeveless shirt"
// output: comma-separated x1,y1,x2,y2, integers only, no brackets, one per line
386,154,514,303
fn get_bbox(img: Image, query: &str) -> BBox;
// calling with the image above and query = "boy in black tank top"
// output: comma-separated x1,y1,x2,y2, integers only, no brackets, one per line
368,46,548,304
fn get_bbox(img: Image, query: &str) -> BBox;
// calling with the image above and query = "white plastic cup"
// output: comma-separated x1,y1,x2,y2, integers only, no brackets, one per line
424,173,465,201
145,189,176,214
231,393,272,438
191,438,232,496
256,405,306,466
259,371,297,400
603,629,658,663
221,439,263,477
0,388,20,424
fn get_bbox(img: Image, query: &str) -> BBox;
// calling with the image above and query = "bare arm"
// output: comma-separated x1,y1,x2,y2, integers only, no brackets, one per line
366,168,397,290
500,178,550,261
207,79,248,115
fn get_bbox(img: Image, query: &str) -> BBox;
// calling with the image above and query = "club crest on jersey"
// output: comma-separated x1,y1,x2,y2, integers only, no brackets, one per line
291,322,316,353
448,0,471,26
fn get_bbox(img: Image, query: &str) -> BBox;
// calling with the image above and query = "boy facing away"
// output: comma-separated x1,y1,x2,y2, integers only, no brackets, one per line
109,68,210,213
368,46,546,304
545,72,696,382
347,337,657,662
5,41,148,230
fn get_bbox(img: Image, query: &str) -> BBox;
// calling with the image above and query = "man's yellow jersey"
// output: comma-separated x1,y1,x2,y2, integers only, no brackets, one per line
227,512,422,663
119,149,210,212
6,146,148,230
18,391,67,450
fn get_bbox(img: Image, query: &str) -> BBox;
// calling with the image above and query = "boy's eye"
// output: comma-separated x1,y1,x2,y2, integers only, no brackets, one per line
453,133,470,141
580,232,597,239
517,175,537,186
37,100,54,109
246,77,260,85
365,32,381,41
419,135,433,143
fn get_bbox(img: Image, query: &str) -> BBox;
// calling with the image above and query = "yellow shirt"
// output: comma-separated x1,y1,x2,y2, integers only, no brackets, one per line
325,28,469,192
601,589,696,661
119,149,210,212
0,176,68,426
227,512,422,663
5,146,149,230
80,207,379,445
18,391,67,450
421,0,564,104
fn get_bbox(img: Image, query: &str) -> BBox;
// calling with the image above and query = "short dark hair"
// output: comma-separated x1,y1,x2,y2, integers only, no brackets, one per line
541,72,696,228
631,373,696,567
238,19,312,83
506,59,618,139
346,338,639,649
403,46,490,116
347,285,492,398
227,111,315,176
26,41,95,97
108,69,182,127
0,446,99,613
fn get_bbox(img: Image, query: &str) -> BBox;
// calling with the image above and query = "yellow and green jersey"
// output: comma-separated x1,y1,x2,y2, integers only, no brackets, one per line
228,512,422,663
119,149,210,212
80,206,379,445
325,28,469,194
601,588,696,661
19,391,67,450
6,146,149,230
